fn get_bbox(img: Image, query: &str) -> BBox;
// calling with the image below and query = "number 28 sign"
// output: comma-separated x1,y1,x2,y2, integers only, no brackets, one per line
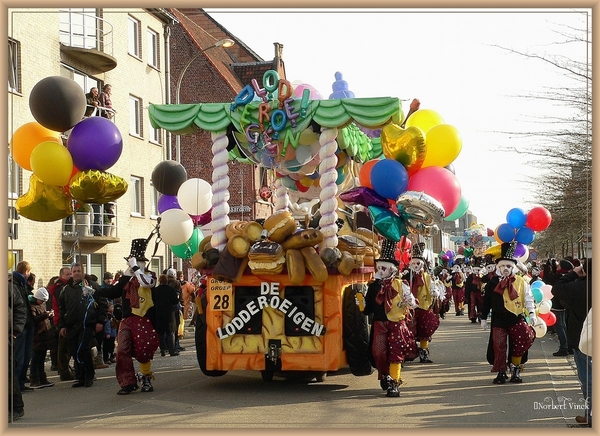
207,278,233,311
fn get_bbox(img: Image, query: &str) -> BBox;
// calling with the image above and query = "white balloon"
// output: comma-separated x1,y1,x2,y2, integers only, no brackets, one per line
295,145,314,165
159,208,194,246
177,178,213,216
538,299,552,315
533,319,547,338
515,245,529,262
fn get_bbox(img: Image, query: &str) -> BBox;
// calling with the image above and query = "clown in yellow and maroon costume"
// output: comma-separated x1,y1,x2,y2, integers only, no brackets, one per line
362,239,418,397
95,239,159,395
480,241,536,384
403,243,444,364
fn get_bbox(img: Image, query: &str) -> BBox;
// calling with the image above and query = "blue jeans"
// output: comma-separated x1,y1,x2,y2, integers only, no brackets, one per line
14,324,34,389
573,348,592,418
552,310,569,351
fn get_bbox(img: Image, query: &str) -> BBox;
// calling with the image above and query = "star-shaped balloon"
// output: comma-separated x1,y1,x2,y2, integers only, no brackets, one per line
368,205,408,242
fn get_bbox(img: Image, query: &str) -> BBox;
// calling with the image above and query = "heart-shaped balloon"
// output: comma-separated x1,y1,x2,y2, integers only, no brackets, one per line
16,174,74,222
381,124,426,176
69,170,128,204
463,247,474,258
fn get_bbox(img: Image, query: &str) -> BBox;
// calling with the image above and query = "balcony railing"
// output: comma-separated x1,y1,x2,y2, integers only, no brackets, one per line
59,10,113,57
62,202,119,242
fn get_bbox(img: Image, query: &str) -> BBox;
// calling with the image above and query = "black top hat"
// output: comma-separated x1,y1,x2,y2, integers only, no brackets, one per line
375,239,399,267
410,242,426,260
483,254,494,266
471,256,484,268
125,238,149,262
495,241,518,264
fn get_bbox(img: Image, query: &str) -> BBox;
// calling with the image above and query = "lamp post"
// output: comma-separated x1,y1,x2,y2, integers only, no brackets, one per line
174,38,234,163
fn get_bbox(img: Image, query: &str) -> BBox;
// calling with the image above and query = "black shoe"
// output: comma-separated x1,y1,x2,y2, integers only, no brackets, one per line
176,347,186,352
470,318,477,323
60,372,75,381
10,409,24,422
493,372,507,384
71,381,85,388
419,348,433,363
568,349,575,355
380,375,392,391
50,364,58,371
117,384,138,395
20,385,34,392
386,379,400,397
509,364,522,383
137,372,154,392
160,350,166,357
84,379,93,387
169,350,180,356
553,350,569,357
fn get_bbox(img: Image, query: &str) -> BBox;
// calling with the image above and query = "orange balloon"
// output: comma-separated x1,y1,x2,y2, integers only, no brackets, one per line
359,159,379,189
10,122,61,171
493,226,503,244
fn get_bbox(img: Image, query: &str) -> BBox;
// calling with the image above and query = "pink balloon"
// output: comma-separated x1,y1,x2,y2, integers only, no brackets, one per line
541,284,553,301
407,166,461,218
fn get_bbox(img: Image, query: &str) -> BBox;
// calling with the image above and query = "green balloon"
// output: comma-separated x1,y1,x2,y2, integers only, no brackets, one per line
444,193,469,221
170,227,203,259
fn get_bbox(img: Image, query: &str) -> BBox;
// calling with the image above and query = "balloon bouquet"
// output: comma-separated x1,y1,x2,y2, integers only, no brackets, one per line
151,160,213,261
10,76,127,223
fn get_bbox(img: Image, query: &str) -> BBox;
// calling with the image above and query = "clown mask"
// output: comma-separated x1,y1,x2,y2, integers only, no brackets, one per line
485,264,496,274
375,260,398,280
472,266,482,276
496,260,516,278
409,258,425,274
451,264,461,273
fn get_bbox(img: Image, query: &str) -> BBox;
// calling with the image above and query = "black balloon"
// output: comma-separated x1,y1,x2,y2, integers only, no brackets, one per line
151,160,188,196
29,76,87,132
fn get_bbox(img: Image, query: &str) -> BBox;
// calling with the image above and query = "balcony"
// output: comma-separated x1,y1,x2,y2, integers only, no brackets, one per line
59,10,117,73
62,202,120,244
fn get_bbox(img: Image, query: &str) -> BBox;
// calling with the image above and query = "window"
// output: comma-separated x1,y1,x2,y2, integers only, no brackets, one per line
148,103,161,144
8,153,20,199
150,182,159,218
149,257,162,276
60,64,100,99
131,176,143,216
129,95,142,136
147,28,159,69
128,15,140,58
8,38,20,92
60,8,99,50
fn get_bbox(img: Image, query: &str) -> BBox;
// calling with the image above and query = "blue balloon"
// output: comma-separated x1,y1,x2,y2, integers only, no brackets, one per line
497,223,516,243
531,280,545,290
515,226,535,245
532,287,544,303
370,159,409,200
506,207,527,229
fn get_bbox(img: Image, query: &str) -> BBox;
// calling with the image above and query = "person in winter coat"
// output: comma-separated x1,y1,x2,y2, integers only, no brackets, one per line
28,288,55,389
9,269,27,421
10,261,34,392
551,258,592,427
152,274,180,357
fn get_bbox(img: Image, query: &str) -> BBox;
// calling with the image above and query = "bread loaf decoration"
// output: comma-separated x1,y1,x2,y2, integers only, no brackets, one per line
300,246,328,283
281,228,323,251
227,234,251,258
248,240,285,275
337,251,355,276
286,249,306,285
263,210,296,243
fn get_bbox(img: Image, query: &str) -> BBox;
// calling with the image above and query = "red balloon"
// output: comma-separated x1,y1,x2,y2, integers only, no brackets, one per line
487,228,494,237
457,246,464,255
295,180,309,192
526,206,552,231
539,311,556,327
359,159,379,189
407,166,461,218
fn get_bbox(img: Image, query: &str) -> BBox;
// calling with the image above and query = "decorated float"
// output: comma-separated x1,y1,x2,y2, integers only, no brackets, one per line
149,71,461,381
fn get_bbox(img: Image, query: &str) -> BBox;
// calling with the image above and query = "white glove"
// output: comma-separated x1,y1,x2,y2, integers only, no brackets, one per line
128,257,137,268
529,313,537,326
481,319,489,330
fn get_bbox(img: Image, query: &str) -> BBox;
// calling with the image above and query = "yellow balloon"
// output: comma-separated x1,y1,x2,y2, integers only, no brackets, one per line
10,122,61,171
69,170,128,204
422,124,462,168
299,127,319,146
404,109,444,133
484,244,502,260
299,177,313,188
16,174,74,222
8,251,15,270
380,124,426,176
30,141,74,186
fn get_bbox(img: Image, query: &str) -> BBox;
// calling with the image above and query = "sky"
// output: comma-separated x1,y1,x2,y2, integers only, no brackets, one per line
204,8,589,230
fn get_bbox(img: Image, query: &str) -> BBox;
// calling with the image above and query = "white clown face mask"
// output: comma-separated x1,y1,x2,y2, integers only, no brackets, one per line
496,260,516,277
375,261,398,280
409,258,424,273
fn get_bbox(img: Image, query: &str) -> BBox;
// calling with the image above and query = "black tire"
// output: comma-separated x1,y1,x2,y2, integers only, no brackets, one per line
342,284,373,376
195,292,227,377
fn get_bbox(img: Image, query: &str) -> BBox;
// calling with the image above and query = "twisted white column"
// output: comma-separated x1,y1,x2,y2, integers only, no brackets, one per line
210,130,230,252
318,127,339,249
274,178,289,212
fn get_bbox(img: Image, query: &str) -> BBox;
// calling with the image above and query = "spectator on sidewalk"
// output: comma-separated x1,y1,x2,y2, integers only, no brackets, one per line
11,261,34,393
9,269,27,422
47,267,74,381
28,287,55,389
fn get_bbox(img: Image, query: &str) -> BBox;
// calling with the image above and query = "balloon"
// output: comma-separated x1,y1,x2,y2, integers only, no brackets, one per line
67,117,123,171
340,187,390,209
514,242,527,259
368,205,408,242
157,194,181,214
29,76,87,132
10,122,61,171
444,193,469,221
177,178,213,216
8,252,15,270
540,284,554,301
526,206,552,231
444,163,455,174
407,166,461,218
294,144,313,165
532,287,544,304
30,141,73,186
292,83,322,100
68,170,128,204
463,247,474,258
404,109,444,133
487,228,494,237
170,227,203,259
370,159,409,200
446,250,454,259
539,311,556,327
496,223,516,243
15,174,74,222
515,244,529,262
538,299,552,314
191,207,213,226
358,159,379,189
159,208,194,246
506,208,527,229
396,191,445,226
515,227,535,245
422,124,462,168
380,124,426,176
532,319,547,338
152,160,188,196
531,280,545,290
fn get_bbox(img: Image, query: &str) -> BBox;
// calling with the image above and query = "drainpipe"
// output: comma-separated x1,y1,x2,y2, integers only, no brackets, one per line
164,24,172,161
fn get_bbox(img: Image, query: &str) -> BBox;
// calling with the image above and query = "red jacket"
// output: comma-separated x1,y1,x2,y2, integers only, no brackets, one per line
47,277,68,326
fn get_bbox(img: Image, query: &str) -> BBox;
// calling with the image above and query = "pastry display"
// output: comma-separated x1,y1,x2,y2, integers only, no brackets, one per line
300,246,329,283
285,248,306,285
281,228,323,251
263,210,297,243
227,234,251,258
248,240,285,275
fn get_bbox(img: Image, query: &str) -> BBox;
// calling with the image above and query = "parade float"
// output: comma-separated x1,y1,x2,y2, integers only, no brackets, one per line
149,71,464,381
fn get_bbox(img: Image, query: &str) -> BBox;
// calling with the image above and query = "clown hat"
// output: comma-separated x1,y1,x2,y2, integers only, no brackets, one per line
471,256,484,268
375,239,399,267
410,242,426,260
125,238,149,262
495,241,518,264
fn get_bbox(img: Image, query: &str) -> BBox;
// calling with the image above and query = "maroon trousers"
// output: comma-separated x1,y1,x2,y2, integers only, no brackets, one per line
491,319,535,372
469,292,483,319
115,315,159,387
371,319,417,379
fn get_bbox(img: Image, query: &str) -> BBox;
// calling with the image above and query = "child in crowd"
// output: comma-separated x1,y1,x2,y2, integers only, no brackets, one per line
103,302,118,364
29,287,55,389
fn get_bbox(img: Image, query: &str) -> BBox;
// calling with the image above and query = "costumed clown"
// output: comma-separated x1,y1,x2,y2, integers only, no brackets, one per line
403,242,443,363
480,242,537,384
464,256,485,323
360,239,418,397
481,254,497,285
450,259,466,316
95,238,160,395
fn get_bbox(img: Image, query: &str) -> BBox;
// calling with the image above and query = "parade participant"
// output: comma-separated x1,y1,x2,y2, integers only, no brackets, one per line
404,242,442,363
465,257,484,323
436,268,452,319
450,259,466,316
361,239,418,397
481,254,497,284
95,239,160,395
480,242,536,384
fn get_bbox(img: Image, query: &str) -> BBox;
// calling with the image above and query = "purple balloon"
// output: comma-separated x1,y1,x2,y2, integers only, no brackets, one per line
157,194,181,214
191,207,213,226
67,117,123,171
514,242,527,259
339,186,390,209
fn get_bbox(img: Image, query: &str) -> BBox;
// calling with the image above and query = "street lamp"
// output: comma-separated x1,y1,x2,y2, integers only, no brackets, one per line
174,38,235,162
